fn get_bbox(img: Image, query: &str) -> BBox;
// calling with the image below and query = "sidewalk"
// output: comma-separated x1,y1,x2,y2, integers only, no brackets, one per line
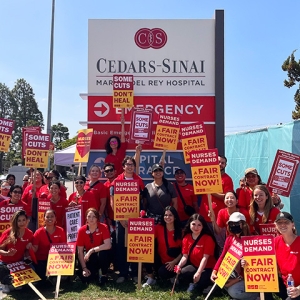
64,180,75,197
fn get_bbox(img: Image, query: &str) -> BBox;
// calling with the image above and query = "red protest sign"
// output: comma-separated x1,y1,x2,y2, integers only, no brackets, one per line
0,204,24,234
129,108,153,144
0,118,15,152
267,150,300,196
22,127,41,158
113,75,134,108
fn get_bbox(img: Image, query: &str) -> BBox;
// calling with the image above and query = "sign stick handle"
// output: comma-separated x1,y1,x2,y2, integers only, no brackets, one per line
54,275,61,298
204,282,217,300
28,282,47,300
207,194,215,222
170,273,179,295
160,150,166,167
260,292,265,300
77,162,82,176
137,261,142,289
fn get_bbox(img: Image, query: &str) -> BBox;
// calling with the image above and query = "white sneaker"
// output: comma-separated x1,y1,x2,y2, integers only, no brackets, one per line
170,277,179,285
3,284,10,293
187,283,196,293
142,277,156,288
116,276,125,283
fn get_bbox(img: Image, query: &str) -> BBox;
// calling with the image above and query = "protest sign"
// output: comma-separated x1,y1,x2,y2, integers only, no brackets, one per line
22,126,41,158
46,243,76,276
242,236,278,292
38,198,51,228
129,108,153,144
127,218,154,263
74,128,93,163
190,149,222,194
153,114,180,150
259,223,277,237
0,204,24,234
113,74,134,108
114,180,140,220
65,205,82,242
215,238,243,288
7,261,41,287
267,150,300,197
24,133,50,168
0,117,15,152
180,122,208,164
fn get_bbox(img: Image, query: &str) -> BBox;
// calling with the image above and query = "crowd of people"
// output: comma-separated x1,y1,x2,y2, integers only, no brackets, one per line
0,137,299,299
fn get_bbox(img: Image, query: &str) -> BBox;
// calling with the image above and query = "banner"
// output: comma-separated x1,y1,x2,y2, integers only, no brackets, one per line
113,74,134,108
153,114,180,150
267,149,300,197
259,223,277,237
74,128,93,163
38,198,51,228
46,243,76,276
242,236,279,292
180,121,208,164
215,238,243,288
0,117,15,152
114,180,140,220
129,108,153,144
127,218,155,263
0,204,24,234
7,261,40,287
65,205,82,242
190,149,222,194
22,126,41,158
24,132,50,168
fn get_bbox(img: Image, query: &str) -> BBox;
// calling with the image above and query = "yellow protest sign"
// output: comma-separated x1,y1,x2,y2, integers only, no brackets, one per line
0,133,12,152
7,261,41,287
74,128,93,163
25,149,49,168
215,239,243,288
127,218,155,263
113,75,134,108
46,243,76,276
154,114,180,150
114,180,139,220
190,149,222,194
180,122,208,164
0,118,15,152
242,236,279,292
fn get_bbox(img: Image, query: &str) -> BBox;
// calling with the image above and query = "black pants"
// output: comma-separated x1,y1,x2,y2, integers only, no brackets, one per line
180,265,212,290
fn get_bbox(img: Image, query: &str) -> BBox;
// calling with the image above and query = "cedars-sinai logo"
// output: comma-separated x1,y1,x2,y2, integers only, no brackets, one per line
134,28,167,49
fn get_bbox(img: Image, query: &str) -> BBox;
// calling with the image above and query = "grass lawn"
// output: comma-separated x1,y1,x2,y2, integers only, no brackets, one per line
3,273,229,300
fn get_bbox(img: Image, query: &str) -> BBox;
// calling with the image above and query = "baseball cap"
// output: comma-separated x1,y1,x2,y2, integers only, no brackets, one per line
275,212,294,223
245,168,258,176
227,212,246,223
151,164,164,172
175,168,186,175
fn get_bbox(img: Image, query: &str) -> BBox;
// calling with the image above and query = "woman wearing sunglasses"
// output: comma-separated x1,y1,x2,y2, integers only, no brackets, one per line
32,209,66,281
68,176,97,226
77,208,111,285
0,180,11,201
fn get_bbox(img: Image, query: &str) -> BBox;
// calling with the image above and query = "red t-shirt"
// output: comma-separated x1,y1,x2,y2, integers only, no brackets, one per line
103,180,114,220
47,195,69,229
182,233,216,269
105,142,127,175
21,184,46,217
217,207,250,229
76,222,110,251
200,173,234,222
275,235,300,287
155,225,182,264
173,183,197,221
0,228,33,263
253,207,280,234
68,191,97,225
113,172,145,191
84,181,107,212
237,187,253,210
33,226,66,260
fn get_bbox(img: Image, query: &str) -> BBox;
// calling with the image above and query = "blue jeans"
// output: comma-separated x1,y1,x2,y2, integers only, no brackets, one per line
226,280,259,300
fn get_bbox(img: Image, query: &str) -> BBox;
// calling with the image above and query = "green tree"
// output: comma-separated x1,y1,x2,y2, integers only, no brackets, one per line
11,78,44,161
282,50,300,119
51,123,70,150
60,135,77,149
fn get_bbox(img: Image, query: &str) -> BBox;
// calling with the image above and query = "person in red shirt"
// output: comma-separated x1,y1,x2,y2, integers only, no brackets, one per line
68,176,97,226
274,212,300,300
249,185,280,235
84,164,107,218
175,214,218,293
143,206,182,287
0,209,33,264
41,171,67,199
173,168,198,226
47,181,68,229
77,208,111,285
32,209,66,281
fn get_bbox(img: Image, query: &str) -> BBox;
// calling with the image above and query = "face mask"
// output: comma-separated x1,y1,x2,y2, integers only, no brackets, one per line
229,224,242,234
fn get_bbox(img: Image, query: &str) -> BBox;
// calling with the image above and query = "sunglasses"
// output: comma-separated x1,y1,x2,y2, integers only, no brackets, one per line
104,168,114,173
175,171,185,175
45,176,54,180
1,186,10,189
75,181,84,184
153,169,163,173
12,190,22,194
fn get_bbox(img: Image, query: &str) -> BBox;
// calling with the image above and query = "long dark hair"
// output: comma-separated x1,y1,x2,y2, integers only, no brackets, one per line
183,214,219,259
105,136,121,154
161,206,182,241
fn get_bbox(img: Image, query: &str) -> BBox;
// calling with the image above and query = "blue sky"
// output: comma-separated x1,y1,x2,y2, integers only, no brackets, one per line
1,0,299,138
